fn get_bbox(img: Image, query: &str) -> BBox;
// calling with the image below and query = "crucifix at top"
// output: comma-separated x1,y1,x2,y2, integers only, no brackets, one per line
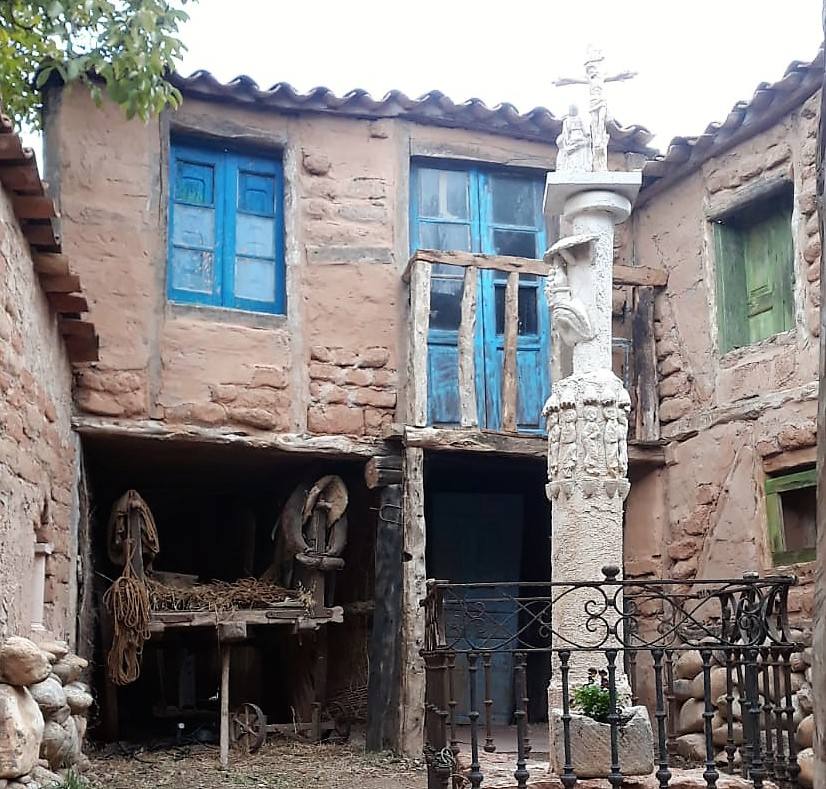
553,45,637,173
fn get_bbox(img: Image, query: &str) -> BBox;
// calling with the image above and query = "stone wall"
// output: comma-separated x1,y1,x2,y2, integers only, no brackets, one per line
0,182,77,642
628,94,820,607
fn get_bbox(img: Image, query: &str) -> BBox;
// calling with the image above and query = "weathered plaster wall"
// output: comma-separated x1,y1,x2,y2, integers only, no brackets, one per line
0,184,78,642
627,93,820,613
47,87,568,441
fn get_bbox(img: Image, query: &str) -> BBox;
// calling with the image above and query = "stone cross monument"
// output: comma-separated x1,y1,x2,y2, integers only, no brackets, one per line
542,48,646,775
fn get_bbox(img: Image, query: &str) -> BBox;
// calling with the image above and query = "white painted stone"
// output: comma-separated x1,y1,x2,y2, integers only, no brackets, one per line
550,705,654,778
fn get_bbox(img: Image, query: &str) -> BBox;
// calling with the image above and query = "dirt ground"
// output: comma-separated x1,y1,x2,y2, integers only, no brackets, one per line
86,740,426,789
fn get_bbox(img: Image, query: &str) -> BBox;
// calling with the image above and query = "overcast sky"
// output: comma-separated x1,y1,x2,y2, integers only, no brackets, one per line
176,0,823,150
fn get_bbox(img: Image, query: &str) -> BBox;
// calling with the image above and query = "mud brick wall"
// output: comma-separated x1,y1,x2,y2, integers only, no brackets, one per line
627,95,820,612
308,346,397,436
0,184,77,642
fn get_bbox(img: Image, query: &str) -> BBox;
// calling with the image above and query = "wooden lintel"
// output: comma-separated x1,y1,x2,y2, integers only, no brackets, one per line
401,425,665,466
12,194,57,220
39,273,81,293
34,253,71,277
47,292,88,313
762,446,817,475
72,416,384,458
149,606,344,632
405,249,667,287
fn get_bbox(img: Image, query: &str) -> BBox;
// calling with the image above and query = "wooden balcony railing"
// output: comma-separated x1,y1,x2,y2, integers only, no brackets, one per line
403,248,668,442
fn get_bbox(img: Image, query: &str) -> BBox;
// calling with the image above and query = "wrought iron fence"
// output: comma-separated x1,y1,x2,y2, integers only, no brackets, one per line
421,568,800,789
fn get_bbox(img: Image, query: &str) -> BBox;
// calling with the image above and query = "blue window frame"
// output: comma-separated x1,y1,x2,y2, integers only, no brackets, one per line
168,141,285,314
410,160,551,432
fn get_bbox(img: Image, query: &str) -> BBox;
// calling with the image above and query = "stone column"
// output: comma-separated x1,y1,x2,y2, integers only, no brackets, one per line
543,172,643,774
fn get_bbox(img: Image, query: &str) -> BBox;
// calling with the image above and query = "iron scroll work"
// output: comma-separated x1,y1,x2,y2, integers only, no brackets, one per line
420,568,800,789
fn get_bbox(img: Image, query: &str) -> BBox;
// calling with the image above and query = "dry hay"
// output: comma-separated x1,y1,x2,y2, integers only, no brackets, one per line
146,577,313,614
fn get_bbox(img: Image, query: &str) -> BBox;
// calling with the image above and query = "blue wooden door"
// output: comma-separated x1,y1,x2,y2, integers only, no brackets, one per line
411,163,550,432
427,492,524,724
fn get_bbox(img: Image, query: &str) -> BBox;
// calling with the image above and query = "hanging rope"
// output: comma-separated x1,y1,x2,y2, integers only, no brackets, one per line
103,490,159,685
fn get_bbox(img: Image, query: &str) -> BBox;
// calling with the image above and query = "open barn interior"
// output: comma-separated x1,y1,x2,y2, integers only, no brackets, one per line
80,434,376,744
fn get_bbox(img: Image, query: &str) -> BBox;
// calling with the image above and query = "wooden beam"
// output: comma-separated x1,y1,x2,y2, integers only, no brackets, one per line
33,253,71,277
364,454,403,488
632,286,659,441
399,448,426,756
39,274,81,293
613,264,668,288
219,644,231,769
149,606,344,632
366,482,403,752
457,266,478,428
404,248,550,281
402,425,665,466
404,249,667,286
500,271,519,432
762,446,817,475
47,293,88,313
72,415,384,457
407,258,431,427
12,195,57,220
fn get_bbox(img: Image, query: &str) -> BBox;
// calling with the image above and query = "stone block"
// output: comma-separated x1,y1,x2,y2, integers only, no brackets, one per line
675,732,706,762
677,698,705,735
550,705,654,778
0,639,51,687
302,151,331,176
672,557,698,581
307,404,364,436
310,346,332,363
28,678,66,719
796,714,813,748
0,685,44,779
251,366,288,389
62,684,92,716
658,373,690,399
667,538,700,562
50,656,87,687
798,747,814,789
351,387,396,408
659,397,691,423
342,368,372,387
356,347,390,369
689,666,727,701
228,407,280,431
674,650,703,680
657,355,682,376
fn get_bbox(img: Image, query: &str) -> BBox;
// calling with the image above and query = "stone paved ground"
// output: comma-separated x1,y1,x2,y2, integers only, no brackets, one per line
87,740,425,789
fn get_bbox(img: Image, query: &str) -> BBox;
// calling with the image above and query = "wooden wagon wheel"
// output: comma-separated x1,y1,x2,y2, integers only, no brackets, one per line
230,702,267,754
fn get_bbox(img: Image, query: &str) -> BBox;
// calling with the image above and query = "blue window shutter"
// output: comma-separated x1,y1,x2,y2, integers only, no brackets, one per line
224,154,284,314
168,144,223,305
168,142,285,314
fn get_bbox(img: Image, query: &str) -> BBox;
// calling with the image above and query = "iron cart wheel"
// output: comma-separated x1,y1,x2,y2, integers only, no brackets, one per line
230,702,267,754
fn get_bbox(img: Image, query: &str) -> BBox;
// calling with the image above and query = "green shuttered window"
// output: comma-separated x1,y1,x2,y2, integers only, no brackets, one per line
765,467,816,565
713,185,794,353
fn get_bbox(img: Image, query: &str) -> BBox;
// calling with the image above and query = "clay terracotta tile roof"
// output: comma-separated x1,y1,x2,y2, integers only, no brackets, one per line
0,110,99,362
641,48,824,199
169,71,656,154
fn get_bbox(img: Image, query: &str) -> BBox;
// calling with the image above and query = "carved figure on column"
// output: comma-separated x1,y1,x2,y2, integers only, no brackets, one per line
617,389,631,478
544,252,593,346
543,394,561,480
555,104,592,174
558,397,578,482
580,386,604,476
601,388,622,479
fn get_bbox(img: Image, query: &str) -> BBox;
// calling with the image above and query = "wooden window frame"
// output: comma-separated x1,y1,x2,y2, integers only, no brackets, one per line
168,139,286,315
712,183,795,354
764,467,816,565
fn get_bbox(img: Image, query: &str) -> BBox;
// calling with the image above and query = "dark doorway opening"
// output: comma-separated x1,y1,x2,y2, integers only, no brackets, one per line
423,452,550,724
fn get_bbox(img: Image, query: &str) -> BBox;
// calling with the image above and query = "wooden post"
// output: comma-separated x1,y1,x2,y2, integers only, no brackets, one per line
458,266,478,427
632,285,659,441
399,447,427,756
407,259,431,427
220,643,231,770
366,482,403,751
501,271,519,432
364,455,403,489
